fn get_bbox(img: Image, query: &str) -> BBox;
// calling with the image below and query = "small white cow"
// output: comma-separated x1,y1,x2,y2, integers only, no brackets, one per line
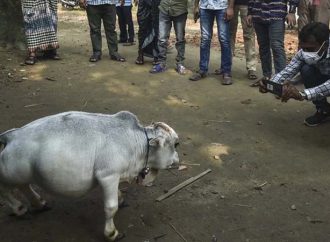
0,111,179,241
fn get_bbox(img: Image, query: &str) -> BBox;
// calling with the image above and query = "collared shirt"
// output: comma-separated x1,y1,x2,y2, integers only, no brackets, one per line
87,0,117,5
248,0,299,23
159,0,188,16
271,38,330,101
199,0,228,10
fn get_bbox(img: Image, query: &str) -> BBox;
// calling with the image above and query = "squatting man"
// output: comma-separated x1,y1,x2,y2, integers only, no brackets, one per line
259,22,330,127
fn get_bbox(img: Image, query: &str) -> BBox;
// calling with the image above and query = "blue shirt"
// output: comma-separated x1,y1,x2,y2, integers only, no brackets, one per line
87,0,117,5
200,0,228,10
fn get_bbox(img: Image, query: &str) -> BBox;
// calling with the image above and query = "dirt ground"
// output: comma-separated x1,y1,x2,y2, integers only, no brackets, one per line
1,5,330,242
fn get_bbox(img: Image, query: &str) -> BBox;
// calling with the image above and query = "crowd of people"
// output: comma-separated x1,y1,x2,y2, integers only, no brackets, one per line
20,0,330,126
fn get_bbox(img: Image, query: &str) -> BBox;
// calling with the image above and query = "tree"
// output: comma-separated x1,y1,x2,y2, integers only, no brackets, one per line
0,0,25,50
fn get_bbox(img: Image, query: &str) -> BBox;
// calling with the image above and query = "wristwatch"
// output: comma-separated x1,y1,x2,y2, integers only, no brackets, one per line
288,5,296,14
299,91,307,100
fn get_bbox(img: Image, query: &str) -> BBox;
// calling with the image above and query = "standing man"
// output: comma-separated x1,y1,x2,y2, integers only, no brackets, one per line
80,0,126,62
189,0,234,85
247,0,298,85
116,0,135,45
149,0,188,74
229,0,257,80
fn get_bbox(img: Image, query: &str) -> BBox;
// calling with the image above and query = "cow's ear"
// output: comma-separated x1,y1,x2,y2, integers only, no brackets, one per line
149,137,165,147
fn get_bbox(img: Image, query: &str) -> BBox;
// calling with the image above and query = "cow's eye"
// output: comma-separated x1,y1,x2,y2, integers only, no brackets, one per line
175,142,179,148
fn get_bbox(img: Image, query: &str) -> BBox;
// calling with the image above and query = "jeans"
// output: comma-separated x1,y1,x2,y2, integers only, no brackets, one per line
86,4,118,56
229,5,256,72
199,8,232,74
301,64,330,111
253,20,286,78
116,5,135,43
157,11,187,65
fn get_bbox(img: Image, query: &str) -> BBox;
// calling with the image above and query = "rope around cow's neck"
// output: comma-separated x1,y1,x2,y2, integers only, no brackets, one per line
138,128,151,180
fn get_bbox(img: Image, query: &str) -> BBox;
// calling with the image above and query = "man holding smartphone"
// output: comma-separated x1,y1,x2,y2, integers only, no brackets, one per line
259,22,330,127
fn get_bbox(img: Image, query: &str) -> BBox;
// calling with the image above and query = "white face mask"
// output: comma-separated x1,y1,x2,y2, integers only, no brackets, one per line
302,41,327,65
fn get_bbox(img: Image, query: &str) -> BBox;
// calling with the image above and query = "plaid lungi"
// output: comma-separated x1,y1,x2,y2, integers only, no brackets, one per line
22,0,59,52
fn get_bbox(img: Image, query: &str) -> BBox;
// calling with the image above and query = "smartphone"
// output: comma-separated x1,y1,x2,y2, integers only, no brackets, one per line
264,80,283,97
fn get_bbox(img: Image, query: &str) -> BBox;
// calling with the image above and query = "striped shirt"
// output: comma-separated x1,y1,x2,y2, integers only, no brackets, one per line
248,0,299,22
200,0,228,10
271,38,330,101
116,0,132,6
87,0,117,5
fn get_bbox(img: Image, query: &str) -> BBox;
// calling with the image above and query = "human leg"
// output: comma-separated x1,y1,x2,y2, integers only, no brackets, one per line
157,11,172,65
116,6,127,43
269,20,286,74
300,64,330,126
102,4,119,56
86,5,103,58
229,5,240,55
314,0,330,27
199,8,215,73
124,5,135,43
254,21,272,78
173,13,187,67
239,5,257,77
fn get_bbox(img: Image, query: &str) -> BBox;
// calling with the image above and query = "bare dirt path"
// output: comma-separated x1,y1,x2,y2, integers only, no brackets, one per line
0,6,329,242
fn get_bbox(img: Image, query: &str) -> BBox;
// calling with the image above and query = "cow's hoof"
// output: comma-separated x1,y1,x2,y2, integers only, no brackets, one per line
105,230,125,241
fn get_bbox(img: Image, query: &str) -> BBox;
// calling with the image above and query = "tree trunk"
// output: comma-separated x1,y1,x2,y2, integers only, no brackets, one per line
0,0,26,50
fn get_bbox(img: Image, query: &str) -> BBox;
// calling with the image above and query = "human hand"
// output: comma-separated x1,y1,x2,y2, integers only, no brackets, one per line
194,7,200,23
281,81,304,102
79,0,87,9
225,7,234,21
258,77,269,93
246,15,253,27
286,13,296,28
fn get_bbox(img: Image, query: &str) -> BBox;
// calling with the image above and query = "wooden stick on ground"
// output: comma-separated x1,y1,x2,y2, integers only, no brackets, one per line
156,168,212,202
169,222,188,242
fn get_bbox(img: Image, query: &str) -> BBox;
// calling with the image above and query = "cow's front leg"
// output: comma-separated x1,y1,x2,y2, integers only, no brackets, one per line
97,174,124,241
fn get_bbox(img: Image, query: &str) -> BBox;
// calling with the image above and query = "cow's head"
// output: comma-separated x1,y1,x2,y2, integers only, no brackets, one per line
146,122,179,170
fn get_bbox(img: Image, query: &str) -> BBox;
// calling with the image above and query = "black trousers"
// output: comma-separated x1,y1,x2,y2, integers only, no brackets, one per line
116,5,135,43
86,4,118,56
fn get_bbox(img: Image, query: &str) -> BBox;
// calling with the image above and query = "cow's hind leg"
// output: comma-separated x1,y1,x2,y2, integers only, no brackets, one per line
0,184,28,216
20,185,51,213
97,174,125,241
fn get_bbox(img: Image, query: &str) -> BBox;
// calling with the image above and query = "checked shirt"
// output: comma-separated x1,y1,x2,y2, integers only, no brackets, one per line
271,38,330,101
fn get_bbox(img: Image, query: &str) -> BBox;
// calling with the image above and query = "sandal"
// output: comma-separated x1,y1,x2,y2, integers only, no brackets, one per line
110,53,126,62
247,70,258,80
89,54,101,62
25,55,37,65
214,68,223,75
135,54,144,65
43,49,61,60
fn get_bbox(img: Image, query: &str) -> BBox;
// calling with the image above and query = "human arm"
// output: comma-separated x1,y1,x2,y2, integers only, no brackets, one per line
193,0,200,23
79,0,87,9
286,0,299,27
246,0,254,26
225,0,235,21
